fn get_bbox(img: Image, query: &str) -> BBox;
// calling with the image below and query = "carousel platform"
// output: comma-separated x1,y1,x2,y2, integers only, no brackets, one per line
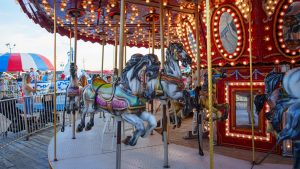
48,117,291,169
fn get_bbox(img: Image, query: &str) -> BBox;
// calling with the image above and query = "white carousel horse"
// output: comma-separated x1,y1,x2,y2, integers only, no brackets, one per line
254,67,300,169
77,43,192,146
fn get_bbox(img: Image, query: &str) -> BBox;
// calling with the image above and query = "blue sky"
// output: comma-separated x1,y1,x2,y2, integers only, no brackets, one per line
0,0,161,71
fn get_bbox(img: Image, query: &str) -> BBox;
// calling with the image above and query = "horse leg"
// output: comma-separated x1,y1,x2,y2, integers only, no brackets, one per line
139,111,157,138
85,111,95,131
121,113,145,146
76,104,86,132
293,141,300,169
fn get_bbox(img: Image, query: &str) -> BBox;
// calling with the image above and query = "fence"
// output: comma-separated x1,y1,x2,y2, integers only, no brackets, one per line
0,92,68,149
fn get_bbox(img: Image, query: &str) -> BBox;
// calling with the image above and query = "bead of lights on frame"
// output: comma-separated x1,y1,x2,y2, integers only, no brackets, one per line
212,5,246,61
224,82,271,142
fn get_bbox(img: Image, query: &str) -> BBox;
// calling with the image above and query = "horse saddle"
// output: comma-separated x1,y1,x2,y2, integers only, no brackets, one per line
95,86,146,112
67,86,80,97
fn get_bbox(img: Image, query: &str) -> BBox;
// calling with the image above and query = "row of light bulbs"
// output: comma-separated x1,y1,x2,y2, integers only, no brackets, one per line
225,82,271,142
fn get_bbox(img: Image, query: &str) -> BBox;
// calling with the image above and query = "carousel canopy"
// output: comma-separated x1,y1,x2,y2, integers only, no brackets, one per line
0,53,54,72
17,0,300,67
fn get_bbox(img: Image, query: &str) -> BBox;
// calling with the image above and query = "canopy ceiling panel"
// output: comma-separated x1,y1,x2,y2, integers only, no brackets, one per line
17,0,300,67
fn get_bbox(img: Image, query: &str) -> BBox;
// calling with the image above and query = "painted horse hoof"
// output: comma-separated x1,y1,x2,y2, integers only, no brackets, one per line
122,136,132,145
76,124,84,132
85,122,94,131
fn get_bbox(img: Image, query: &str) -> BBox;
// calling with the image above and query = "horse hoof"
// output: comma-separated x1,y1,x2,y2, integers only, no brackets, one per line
122,136,132,145
76,124,84,132
85,122,94,131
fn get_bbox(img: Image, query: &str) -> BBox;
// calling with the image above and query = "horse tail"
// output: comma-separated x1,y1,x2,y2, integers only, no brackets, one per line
254,94,267,115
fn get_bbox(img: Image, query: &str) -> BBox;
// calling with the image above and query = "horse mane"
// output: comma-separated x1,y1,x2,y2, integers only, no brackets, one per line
264,71,284,96
165,43,181,74
121,54,144,88
121,53,160,90
79,75,88,87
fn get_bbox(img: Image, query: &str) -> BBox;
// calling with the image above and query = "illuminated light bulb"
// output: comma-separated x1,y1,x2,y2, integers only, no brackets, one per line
279,38,284,42
275,59,279,64
219,62,223,66
230,62,235,66
268,46,272,51
243,61,247,65
286,49,290,53
265,26,270,30
180,6,183,10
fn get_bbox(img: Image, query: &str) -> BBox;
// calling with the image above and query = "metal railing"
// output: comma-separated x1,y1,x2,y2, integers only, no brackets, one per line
0,92,69,149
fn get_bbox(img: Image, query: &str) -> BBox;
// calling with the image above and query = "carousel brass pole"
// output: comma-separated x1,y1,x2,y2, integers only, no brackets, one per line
160,0,168,168
124,35,127,67
71,15,78,140
249,11,255,163
152,20,155,55
53,0,57,161
74,16,78,65
205,0,214,168
114,27,118,74
195,0,204,156
69,28,72,62
101,38,105,78
195,1,201,86
160,0,165,66
149,30,151,54
116,0,125,168
167,10,170,46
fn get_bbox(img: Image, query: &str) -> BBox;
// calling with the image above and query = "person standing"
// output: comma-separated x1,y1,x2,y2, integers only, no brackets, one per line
29,68,38,83
42,72,49,82
22,73,37,114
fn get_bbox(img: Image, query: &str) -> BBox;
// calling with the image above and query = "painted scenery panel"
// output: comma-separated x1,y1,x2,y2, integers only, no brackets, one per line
283,2,300,50
219,12,238,54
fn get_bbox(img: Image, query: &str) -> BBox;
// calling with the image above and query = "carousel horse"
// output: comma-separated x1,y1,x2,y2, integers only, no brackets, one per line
254,68,300,169
77,43,191,146
61,63,82,132
180,69,229,122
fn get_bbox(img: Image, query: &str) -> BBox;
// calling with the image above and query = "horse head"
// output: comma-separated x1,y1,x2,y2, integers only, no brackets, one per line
165,43,192,77
151,43,192,100
121,53,160,99
264,71,284,97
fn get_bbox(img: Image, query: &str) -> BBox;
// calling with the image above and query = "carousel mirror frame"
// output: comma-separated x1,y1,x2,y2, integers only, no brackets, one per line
212,4,246,61
224,81,271,142
274,0,300,58
180,17,198,61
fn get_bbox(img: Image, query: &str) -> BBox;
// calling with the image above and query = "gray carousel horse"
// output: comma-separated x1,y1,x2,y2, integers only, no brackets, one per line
61,63,82,132
254,67,300,169
77,43,191,146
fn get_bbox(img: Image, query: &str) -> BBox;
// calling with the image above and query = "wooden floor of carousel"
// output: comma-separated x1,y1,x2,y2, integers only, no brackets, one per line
48,116,292,169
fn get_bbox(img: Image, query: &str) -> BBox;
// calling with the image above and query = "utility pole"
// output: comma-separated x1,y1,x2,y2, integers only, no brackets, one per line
5,43,16,53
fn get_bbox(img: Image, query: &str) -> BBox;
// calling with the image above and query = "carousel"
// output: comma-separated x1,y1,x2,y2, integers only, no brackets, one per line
17,0,300,169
